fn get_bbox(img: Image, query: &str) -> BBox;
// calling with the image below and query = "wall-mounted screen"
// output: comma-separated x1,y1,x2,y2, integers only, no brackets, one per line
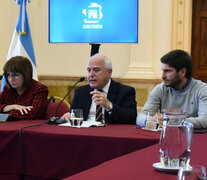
49,0,138,43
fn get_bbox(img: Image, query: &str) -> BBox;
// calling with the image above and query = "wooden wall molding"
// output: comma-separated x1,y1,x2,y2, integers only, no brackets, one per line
38,75,162,107
38,75,162,86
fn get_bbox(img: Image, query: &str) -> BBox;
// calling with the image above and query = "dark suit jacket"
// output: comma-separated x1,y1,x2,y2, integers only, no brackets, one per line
70,79,137,124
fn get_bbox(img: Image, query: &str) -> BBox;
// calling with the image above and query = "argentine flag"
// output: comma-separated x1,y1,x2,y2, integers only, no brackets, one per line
1,0,37,92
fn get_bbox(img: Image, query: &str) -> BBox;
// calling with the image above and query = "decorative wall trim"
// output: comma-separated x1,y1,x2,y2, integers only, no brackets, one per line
38,75,162,107
38,75,162,86
171,0,193,52
124,0,155,79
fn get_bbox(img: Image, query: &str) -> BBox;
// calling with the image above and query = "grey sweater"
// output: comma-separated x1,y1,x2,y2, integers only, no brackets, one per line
137,78,207,128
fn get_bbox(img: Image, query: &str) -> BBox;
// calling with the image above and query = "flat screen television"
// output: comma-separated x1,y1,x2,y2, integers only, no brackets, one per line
49,0,138,43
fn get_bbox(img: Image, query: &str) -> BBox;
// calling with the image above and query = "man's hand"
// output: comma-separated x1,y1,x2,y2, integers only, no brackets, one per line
146,112,163,129
61,112,71,122
90,91,111,109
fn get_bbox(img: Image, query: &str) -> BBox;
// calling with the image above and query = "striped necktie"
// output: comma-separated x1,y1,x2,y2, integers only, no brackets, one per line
96,89,103,121
96,104,103,121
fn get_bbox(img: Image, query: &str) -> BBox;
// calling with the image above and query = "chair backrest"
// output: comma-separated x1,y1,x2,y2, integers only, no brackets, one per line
46,101,70,119
48,96,70,109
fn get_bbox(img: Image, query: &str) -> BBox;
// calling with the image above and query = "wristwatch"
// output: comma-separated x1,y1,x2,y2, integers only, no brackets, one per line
106,102,113,112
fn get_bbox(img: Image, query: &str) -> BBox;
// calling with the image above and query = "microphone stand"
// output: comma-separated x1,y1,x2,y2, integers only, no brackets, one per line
46,77,85,124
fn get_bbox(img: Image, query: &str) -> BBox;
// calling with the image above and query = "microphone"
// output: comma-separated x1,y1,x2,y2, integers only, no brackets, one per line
46,77,85,124
0,75,3,80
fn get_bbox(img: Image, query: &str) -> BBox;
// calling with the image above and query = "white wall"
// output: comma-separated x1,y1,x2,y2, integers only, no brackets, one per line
0,0,192,79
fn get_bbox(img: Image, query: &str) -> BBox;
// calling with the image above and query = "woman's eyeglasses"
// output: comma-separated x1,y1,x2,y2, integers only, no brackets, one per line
4,73,21,80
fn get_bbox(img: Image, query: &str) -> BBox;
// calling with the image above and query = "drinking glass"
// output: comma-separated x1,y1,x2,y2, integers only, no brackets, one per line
70,109,83,127
145,112,159,130
159,109,194,168
177,165,207,180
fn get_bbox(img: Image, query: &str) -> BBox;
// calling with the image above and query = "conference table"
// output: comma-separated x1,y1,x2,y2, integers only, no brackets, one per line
0,120,161,180
63,131,207,180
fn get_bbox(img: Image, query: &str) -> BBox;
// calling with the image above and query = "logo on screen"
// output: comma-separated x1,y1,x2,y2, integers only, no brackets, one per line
82,3,103,29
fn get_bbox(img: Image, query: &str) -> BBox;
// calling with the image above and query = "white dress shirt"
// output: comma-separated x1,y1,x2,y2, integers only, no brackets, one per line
87,79,111,122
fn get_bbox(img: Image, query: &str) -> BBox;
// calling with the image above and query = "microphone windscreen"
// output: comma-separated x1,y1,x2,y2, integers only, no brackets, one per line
79,77,85,82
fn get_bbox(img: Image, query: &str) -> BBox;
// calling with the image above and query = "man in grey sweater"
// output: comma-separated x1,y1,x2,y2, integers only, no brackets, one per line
137,49,207,129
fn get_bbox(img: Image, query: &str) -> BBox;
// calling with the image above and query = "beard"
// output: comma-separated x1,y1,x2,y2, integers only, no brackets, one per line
163,74,182,90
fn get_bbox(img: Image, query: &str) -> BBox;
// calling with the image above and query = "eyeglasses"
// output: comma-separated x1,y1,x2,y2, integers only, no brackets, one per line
5,73,21,80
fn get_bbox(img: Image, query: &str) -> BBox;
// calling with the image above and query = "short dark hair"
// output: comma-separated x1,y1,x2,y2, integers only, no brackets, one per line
160,49,192,79
3,56,33,91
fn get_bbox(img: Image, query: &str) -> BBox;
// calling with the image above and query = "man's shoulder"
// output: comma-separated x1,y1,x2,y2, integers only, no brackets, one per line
190,78,207,91
111,80,135,91
75,84,92,92
152,82,166,91
191,78,207,86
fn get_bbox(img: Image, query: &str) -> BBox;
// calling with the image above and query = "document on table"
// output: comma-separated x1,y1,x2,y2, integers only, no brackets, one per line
141,127,162,131
58,120,106,128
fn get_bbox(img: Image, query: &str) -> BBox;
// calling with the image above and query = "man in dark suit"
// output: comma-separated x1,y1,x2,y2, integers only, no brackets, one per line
61,53,137,124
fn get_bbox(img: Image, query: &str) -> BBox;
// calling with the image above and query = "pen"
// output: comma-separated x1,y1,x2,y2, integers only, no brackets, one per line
135,125,146,129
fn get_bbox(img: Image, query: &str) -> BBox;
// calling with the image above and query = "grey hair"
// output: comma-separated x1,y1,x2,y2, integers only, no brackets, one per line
104,56,112,69
88,53,113,70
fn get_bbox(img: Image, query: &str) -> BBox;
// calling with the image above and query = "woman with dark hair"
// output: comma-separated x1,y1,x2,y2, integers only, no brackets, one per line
0,56,48,120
